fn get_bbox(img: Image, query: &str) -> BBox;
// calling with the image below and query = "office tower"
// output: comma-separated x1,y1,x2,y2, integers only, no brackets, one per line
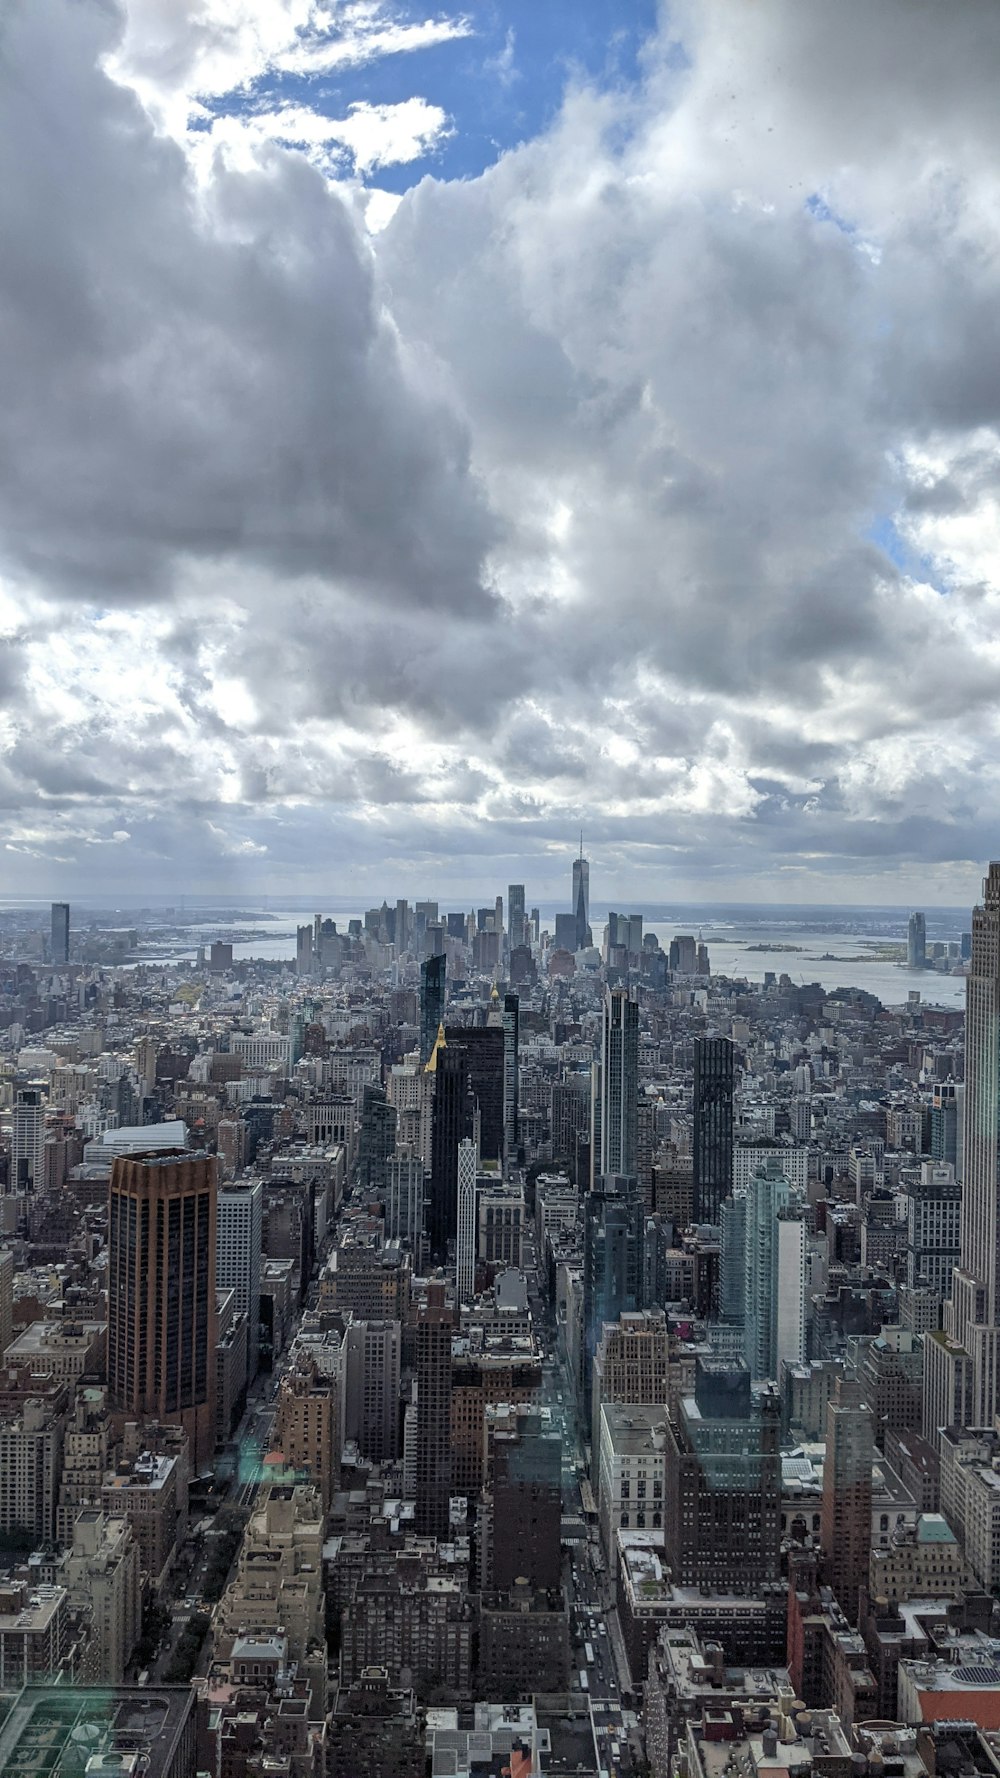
931,1081,964,1174
820,1376,874,1622
420,953,446,1064
415,1278,455,1538
343,1318,401,1463
456,1139,477,1303
489,1408,562,1591
295,924,313,975
11,1088,46,1191
507,884,526,951
599,988,639,1178
395,898,411,954
583,1178,642,1393
663,1358,781,1593
907,911,927,969
446,1023,504,1161
692,1036,734,1224
357,1085,396,1194
107,1149,218,1467
550,1074,590,1180
217,1178,263,1378
387,1144,425,1257
937,863,1000,1430
427,1035,473,1261
502,992,519,1164
905,1160,961,1298
743,1162,805,1382
554,911,580,951
572,838,591,950
50,901,69,965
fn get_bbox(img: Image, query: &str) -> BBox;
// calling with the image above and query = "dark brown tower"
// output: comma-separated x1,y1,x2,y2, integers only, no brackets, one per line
415,1278,455,1539
108,1149,218,1468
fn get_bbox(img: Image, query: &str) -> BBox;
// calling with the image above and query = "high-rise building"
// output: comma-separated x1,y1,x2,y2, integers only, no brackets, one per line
507,884,526,951
342,1318,401,1463
930,1081,964,1174
415,1279,455,1538
744,1160,805,1383
275,1353,340,1510
692,1036,734,1224
583,1178,642,1398
446,1024,504,1161
820,1375,873,1622
217,1178,263,1379
419,953,447,1065
11,1089,45,1192
50,902,69,966
387,1143,425,1257
663,1359,781,1593
427,1035,473,1261
456,1138,477,1304
572,840,591,950
907,911,927,969
488,1407,562,1591
599,989,639,1178
502,992,519,1164
107,1148,219,1467
937,863,1000,1430
904,1160,961,1299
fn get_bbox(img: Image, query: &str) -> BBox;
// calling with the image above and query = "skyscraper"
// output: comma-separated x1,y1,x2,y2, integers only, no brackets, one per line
427,1033,473,1261
11,1089,45,1192
583,1178,642,1397
217,1178,263,1379
446,1023,504,1162
456,1139,477,1304
599,988,639,1179
572,839,591,950
502,992,519,1165
907,910,927,969
692,1036,734,1224
420,953,446,1064
108,1149,218,1467
820,1376,873,1622
743,1161,804,1383
415,1278,455,1538
507,884,526,951
936,863,1000,1429
50,902,69,966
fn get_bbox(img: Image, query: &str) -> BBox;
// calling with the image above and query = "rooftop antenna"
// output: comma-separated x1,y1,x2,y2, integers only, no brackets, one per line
580,829,584,859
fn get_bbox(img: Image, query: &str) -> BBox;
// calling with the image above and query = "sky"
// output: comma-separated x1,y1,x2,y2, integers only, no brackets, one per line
3,0,1000,908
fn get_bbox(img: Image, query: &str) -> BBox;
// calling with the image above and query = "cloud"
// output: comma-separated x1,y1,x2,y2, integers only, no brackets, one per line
3,0,1000,901
193,97,452,177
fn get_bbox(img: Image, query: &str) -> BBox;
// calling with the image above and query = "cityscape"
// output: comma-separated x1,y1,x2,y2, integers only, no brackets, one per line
4,3,1000,1778
0,850,993,1778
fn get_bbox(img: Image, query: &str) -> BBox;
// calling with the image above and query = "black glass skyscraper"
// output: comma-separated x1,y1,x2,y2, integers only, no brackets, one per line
693,1036,734,1224
446,1024,504,1162
428,1043,473,1260
420,953,446,1064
